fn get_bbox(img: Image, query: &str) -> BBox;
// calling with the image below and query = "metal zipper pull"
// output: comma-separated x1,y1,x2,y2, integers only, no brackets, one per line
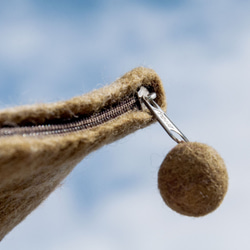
138,87,189,144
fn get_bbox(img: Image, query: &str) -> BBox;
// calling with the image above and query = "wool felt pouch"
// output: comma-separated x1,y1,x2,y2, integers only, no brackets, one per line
0,67,166,240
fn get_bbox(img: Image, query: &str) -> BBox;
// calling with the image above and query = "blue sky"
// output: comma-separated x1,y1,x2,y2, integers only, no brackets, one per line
1,0,250,249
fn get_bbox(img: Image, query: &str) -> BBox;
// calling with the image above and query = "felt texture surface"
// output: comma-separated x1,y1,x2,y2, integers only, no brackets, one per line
0,67,166,240
158,142,228,217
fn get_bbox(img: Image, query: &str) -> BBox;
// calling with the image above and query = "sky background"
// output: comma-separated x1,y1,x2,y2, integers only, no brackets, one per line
0,0,250,249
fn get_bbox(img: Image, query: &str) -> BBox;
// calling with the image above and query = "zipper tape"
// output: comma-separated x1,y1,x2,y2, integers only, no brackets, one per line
0,67,166,240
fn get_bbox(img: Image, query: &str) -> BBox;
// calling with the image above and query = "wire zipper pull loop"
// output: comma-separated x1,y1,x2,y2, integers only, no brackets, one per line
138,87,189,144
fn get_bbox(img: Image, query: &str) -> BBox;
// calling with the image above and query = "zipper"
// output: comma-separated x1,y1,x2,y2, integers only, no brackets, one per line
0,87,150,138
0,95,140,138
139,87,189,143
0,86,188,142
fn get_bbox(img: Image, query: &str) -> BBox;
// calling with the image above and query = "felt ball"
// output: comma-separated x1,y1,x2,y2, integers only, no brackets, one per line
158,142,228,217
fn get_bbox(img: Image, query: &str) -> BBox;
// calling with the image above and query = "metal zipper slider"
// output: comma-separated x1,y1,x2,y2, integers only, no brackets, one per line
138,87,189,144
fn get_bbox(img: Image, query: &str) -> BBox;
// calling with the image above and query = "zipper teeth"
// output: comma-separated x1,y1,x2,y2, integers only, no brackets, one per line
0,97,139,137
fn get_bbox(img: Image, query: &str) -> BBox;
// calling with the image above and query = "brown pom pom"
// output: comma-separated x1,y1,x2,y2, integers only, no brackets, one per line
158,142,228,217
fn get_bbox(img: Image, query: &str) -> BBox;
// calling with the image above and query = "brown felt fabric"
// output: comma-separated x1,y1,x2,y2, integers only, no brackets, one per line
0,67,166,240
158,142,228,217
